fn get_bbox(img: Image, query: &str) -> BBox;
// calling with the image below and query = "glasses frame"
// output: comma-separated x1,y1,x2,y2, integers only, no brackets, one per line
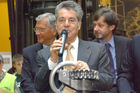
33,27,48,32
57,17,77,24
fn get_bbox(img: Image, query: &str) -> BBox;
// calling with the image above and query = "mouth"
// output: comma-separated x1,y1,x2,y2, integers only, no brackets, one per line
67,30,70,33
95,31,100,34
37,36,42,39
64,29,69,32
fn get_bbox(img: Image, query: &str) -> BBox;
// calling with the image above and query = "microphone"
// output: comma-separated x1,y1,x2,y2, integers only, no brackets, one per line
58,29,68,57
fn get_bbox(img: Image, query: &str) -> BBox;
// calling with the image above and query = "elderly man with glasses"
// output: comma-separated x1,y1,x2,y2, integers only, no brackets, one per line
21,12,57,93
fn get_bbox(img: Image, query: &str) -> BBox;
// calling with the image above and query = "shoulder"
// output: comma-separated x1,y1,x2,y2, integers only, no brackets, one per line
79,40,104,49
132,34,140,46
114,35,131,47
5,73,16,80
133,34,140,40
79,40,106,59
114,35,131,42
37,46,50,56
23,43,42,52
23,43,42,55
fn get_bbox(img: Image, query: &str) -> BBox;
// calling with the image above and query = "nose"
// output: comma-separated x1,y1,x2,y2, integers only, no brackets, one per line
35,30,41,35
94,25,98,31
64,20,70,27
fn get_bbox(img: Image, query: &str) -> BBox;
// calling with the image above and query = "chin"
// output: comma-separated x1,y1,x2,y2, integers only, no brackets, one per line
95,35,102,39
37,40,43,44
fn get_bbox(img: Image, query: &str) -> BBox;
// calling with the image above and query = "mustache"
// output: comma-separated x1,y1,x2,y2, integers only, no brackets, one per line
62,29,70,31
94,31,101,34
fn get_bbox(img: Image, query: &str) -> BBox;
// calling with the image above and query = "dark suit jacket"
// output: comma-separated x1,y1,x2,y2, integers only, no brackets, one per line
118,35,140,93
35,40,114,93
94,35,131,76
21,43,43,93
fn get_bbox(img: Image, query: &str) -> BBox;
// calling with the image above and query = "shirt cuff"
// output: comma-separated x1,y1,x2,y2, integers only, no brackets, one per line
48,58,58,70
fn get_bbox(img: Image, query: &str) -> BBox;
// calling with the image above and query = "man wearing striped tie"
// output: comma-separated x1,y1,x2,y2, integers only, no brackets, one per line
93,8,131,93
35,1,114,93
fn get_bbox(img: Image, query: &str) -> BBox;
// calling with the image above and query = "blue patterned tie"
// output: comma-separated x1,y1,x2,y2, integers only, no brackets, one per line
105,43,116,84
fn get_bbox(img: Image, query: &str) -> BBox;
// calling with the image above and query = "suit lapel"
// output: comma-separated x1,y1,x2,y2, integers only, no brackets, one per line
33,43,43,73
93,38,99,43
35,43,43,52
43,46,51,61
114,36,121,70
77,40,91,63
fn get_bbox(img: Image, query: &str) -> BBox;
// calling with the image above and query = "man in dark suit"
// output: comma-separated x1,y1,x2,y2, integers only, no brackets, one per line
21,13,57,93
118,34,140,93
35,1,114,93
93,8,131,93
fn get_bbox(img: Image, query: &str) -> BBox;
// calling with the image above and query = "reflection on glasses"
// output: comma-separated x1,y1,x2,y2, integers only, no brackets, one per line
58,17,77,24
33,27,48,32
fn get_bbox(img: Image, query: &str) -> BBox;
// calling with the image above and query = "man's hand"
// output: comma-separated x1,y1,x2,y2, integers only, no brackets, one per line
72,61,90,70
50,38,62,63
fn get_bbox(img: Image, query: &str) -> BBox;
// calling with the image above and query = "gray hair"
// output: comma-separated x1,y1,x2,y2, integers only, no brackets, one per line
55,0,83,22
36,13,56,30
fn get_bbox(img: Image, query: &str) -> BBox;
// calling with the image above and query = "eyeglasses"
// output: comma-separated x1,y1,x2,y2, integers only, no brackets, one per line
33,27,48,32
57,17,77,24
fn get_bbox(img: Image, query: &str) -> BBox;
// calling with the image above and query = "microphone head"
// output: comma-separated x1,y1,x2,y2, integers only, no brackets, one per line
58,29,68,57
61,29,68,37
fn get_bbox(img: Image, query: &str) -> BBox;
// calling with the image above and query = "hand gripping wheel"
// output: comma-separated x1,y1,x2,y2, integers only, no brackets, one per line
49,61,99,93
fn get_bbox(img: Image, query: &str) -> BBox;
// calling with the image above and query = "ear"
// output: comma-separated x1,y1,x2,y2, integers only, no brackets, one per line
78,22,82,31
110,25,115,31
52,29,57,36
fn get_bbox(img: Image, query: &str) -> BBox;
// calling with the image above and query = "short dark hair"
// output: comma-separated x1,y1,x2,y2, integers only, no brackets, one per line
93,8,119,31
12,54,23,64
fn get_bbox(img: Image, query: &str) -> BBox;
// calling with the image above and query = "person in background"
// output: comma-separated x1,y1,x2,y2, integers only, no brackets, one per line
0,54,20,93
118,34,140,93
7,64,16,74
35,1,113,93
93,7,131,93
12,54,24,93
21,12,57,93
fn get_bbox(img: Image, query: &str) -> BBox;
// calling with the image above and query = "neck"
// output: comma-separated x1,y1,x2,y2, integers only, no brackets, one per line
17,71,21,75
103,33,113,42
67,37,77,44
44,38,55,46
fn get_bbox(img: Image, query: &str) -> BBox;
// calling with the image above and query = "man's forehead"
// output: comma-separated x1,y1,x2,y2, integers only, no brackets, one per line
94,17,106,23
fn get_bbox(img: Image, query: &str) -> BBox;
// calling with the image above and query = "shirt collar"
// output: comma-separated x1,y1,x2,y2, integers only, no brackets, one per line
99,36,115,48
108,36,115,48
43,44,48,49
70,37,79,49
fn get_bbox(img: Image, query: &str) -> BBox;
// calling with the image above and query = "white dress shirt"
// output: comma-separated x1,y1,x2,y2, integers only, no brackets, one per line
48,37,79,70
43,44,48,49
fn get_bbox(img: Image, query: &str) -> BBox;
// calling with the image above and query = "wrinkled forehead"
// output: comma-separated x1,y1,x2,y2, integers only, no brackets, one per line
58,8,76,15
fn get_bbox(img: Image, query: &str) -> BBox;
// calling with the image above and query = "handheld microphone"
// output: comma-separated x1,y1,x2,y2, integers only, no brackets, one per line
58,29,68,57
